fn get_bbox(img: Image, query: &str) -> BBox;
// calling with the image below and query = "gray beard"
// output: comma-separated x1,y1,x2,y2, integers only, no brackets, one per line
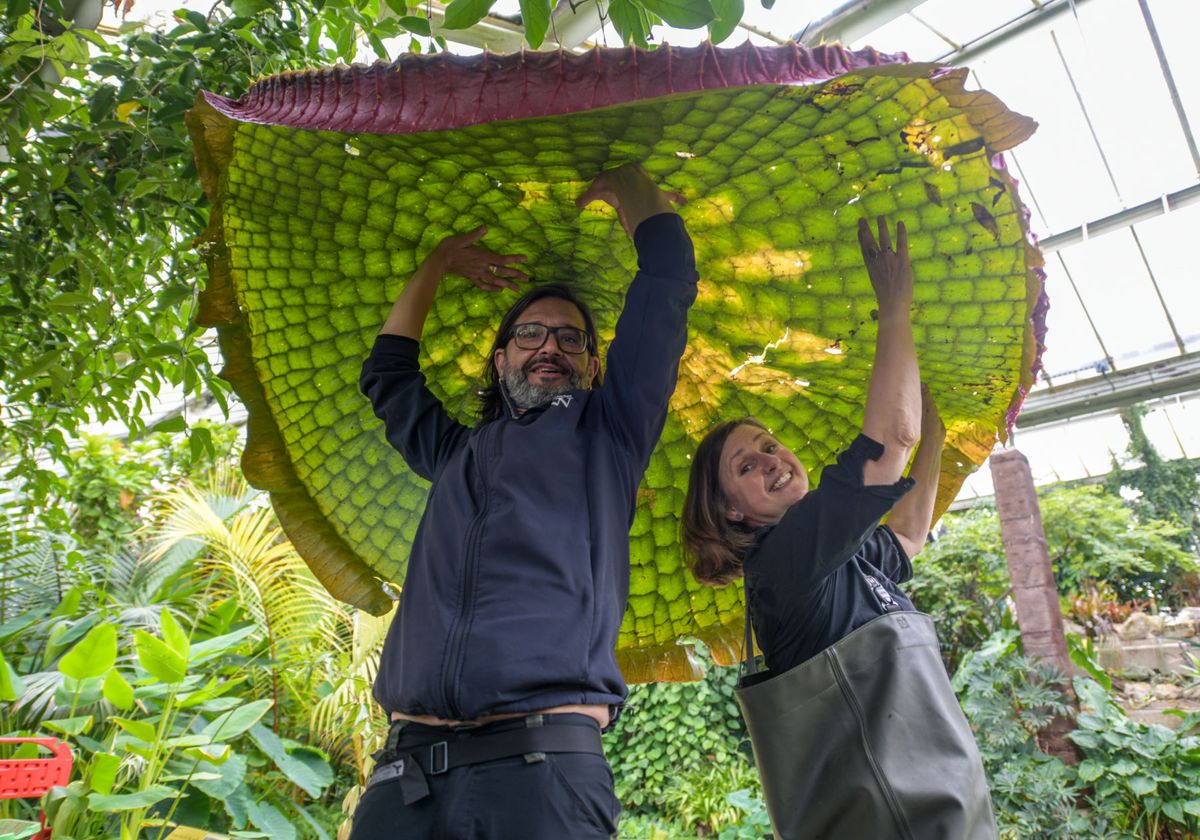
502,356,585,411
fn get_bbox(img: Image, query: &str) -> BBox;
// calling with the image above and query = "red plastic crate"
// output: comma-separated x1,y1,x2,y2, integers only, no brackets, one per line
0,738,73,840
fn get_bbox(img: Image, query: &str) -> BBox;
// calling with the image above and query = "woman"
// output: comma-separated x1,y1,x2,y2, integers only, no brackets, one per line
682,218,997,840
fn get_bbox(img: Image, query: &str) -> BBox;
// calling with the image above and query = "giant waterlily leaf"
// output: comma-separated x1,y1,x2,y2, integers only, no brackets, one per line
187,43,1044,682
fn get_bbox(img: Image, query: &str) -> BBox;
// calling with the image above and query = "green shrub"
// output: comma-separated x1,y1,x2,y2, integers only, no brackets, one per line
660,758,761,835
907,506,1012,672
953,630,1107,839
605,649,748,811
1070,678,1200,836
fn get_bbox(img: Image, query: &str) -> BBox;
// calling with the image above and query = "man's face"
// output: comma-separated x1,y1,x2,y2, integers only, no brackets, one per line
493,297,600,411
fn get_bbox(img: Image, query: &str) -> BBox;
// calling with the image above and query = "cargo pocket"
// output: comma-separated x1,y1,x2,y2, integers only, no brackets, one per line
547,752,620,837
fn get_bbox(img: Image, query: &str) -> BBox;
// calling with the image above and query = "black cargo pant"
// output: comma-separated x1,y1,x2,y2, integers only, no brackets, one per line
347,714,620,840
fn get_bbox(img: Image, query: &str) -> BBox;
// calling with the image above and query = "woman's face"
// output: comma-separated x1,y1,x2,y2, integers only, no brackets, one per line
718,424,809,528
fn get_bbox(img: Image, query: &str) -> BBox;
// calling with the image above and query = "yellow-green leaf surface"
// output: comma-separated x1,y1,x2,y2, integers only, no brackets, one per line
188,44,1043,681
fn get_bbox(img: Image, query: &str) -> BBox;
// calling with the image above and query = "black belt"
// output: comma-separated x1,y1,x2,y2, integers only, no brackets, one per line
367,715,605,805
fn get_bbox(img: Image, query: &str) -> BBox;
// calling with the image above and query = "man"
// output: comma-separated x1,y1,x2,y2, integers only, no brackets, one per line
350,164,697,838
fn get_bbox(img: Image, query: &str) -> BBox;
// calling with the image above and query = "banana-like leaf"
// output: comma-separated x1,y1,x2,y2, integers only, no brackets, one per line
187,43,1044,682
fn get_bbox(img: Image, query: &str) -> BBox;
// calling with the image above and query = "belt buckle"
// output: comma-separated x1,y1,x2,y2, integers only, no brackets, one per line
428,741,449,775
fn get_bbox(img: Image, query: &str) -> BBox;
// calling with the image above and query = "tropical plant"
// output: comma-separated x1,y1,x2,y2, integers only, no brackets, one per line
1107,405,1200,555
1039,485,1195,605
907,506,1013,672
660,757,761,836
716,789,772,840
1071,678,1200,838
952,630,1107,839
605,650,747,812
0,465,355,838
188,40,1041,680
1066,580,1146,639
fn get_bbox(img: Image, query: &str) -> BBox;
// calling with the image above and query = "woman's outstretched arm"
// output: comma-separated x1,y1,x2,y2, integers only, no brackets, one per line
886,385,947,558
857,216,921,486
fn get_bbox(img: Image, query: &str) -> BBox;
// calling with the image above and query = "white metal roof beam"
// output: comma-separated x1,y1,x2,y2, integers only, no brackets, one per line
1136,0,1200,179
1038,181,1200,253
794,0,925,45
1016,351,1200,429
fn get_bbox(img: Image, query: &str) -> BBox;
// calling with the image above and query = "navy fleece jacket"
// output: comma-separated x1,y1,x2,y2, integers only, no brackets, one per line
360,213,698,719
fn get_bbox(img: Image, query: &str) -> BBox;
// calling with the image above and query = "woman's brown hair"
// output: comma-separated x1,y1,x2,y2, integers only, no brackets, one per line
681,417,768,586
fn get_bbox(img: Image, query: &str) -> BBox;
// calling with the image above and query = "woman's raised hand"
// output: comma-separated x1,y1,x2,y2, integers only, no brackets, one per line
857,217,912,315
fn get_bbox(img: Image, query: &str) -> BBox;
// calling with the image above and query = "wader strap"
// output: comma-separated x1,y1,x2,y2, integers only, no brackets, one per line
367,721,605,804
742,574,758,676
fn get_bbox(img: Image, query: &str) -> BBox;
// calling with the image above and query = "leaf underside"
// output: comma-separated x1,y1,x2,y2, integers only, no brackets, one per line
188,43,1044,682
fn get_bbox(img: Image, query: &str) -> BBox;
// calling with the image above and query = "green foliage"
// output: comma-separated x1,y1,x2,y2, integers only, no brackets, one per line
1039,485,1195,604
953,630,1108,839
0,464,358,839
63,437,159,545
0,0,735,506
660,759,760,835
0,0,418,504
1107,405,1200,555
912,484,1198,667
908,506,1012,672
604,650,747,810
1070,678,1200,837
716,788,772,840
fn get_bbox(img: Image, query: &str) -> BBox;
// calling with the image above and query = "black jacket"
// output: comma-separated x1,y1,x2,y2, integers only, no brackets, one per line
360,213,698,719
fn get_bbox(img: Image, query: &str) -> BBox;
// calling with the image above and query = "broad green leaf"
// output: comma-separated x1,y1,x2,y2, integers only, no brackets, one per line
88,784,177,812
608,0,650,46
188,46,1041,681
1127,775,1156,796
519,0,550,48
199,698,272,743
184,743,231,764
397,14,431,35
134,629,187,683
229,0,272,15
190,751,247,800
89,752,121,796
0,654,25,701
640,0,715,27
245,797,296,840
1076,759,1103,783
58,623,117,680
189,625,256,662
707,0,742,44
1109,758,1138,776
165,734,214,748
441,0,493,29
159,607,191,661
42,716,93,736
248,723,332,798
103,669,135,710
112,717,157,744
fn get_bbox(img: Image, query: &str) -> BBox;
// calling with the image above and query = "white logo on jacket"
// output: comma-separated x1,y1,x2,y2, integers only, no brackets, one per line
551,395,573,408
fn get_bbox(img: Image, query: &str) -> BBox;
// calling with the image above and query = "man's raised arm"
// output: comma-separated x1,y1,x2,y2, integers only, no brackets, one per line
362,229,529,478
577,164,697,459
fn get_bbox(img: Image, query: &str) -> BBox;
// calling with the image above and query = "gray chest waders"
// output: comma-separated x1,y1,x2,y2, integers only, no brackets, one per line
736,593,998,840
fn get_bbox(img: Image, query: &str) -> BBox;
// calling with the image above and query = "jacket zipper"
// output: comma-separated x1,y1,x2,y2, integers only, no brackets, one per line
440,419,499,718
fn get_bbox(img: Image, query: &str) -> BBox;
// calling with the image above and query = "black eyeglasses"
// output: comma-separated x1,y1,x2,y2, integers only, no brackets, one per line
509,322,590,355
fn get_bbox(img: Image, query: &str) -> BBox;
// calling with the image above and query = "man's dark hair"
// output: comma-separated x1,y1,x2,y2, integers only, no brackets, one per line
478,282,602,423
